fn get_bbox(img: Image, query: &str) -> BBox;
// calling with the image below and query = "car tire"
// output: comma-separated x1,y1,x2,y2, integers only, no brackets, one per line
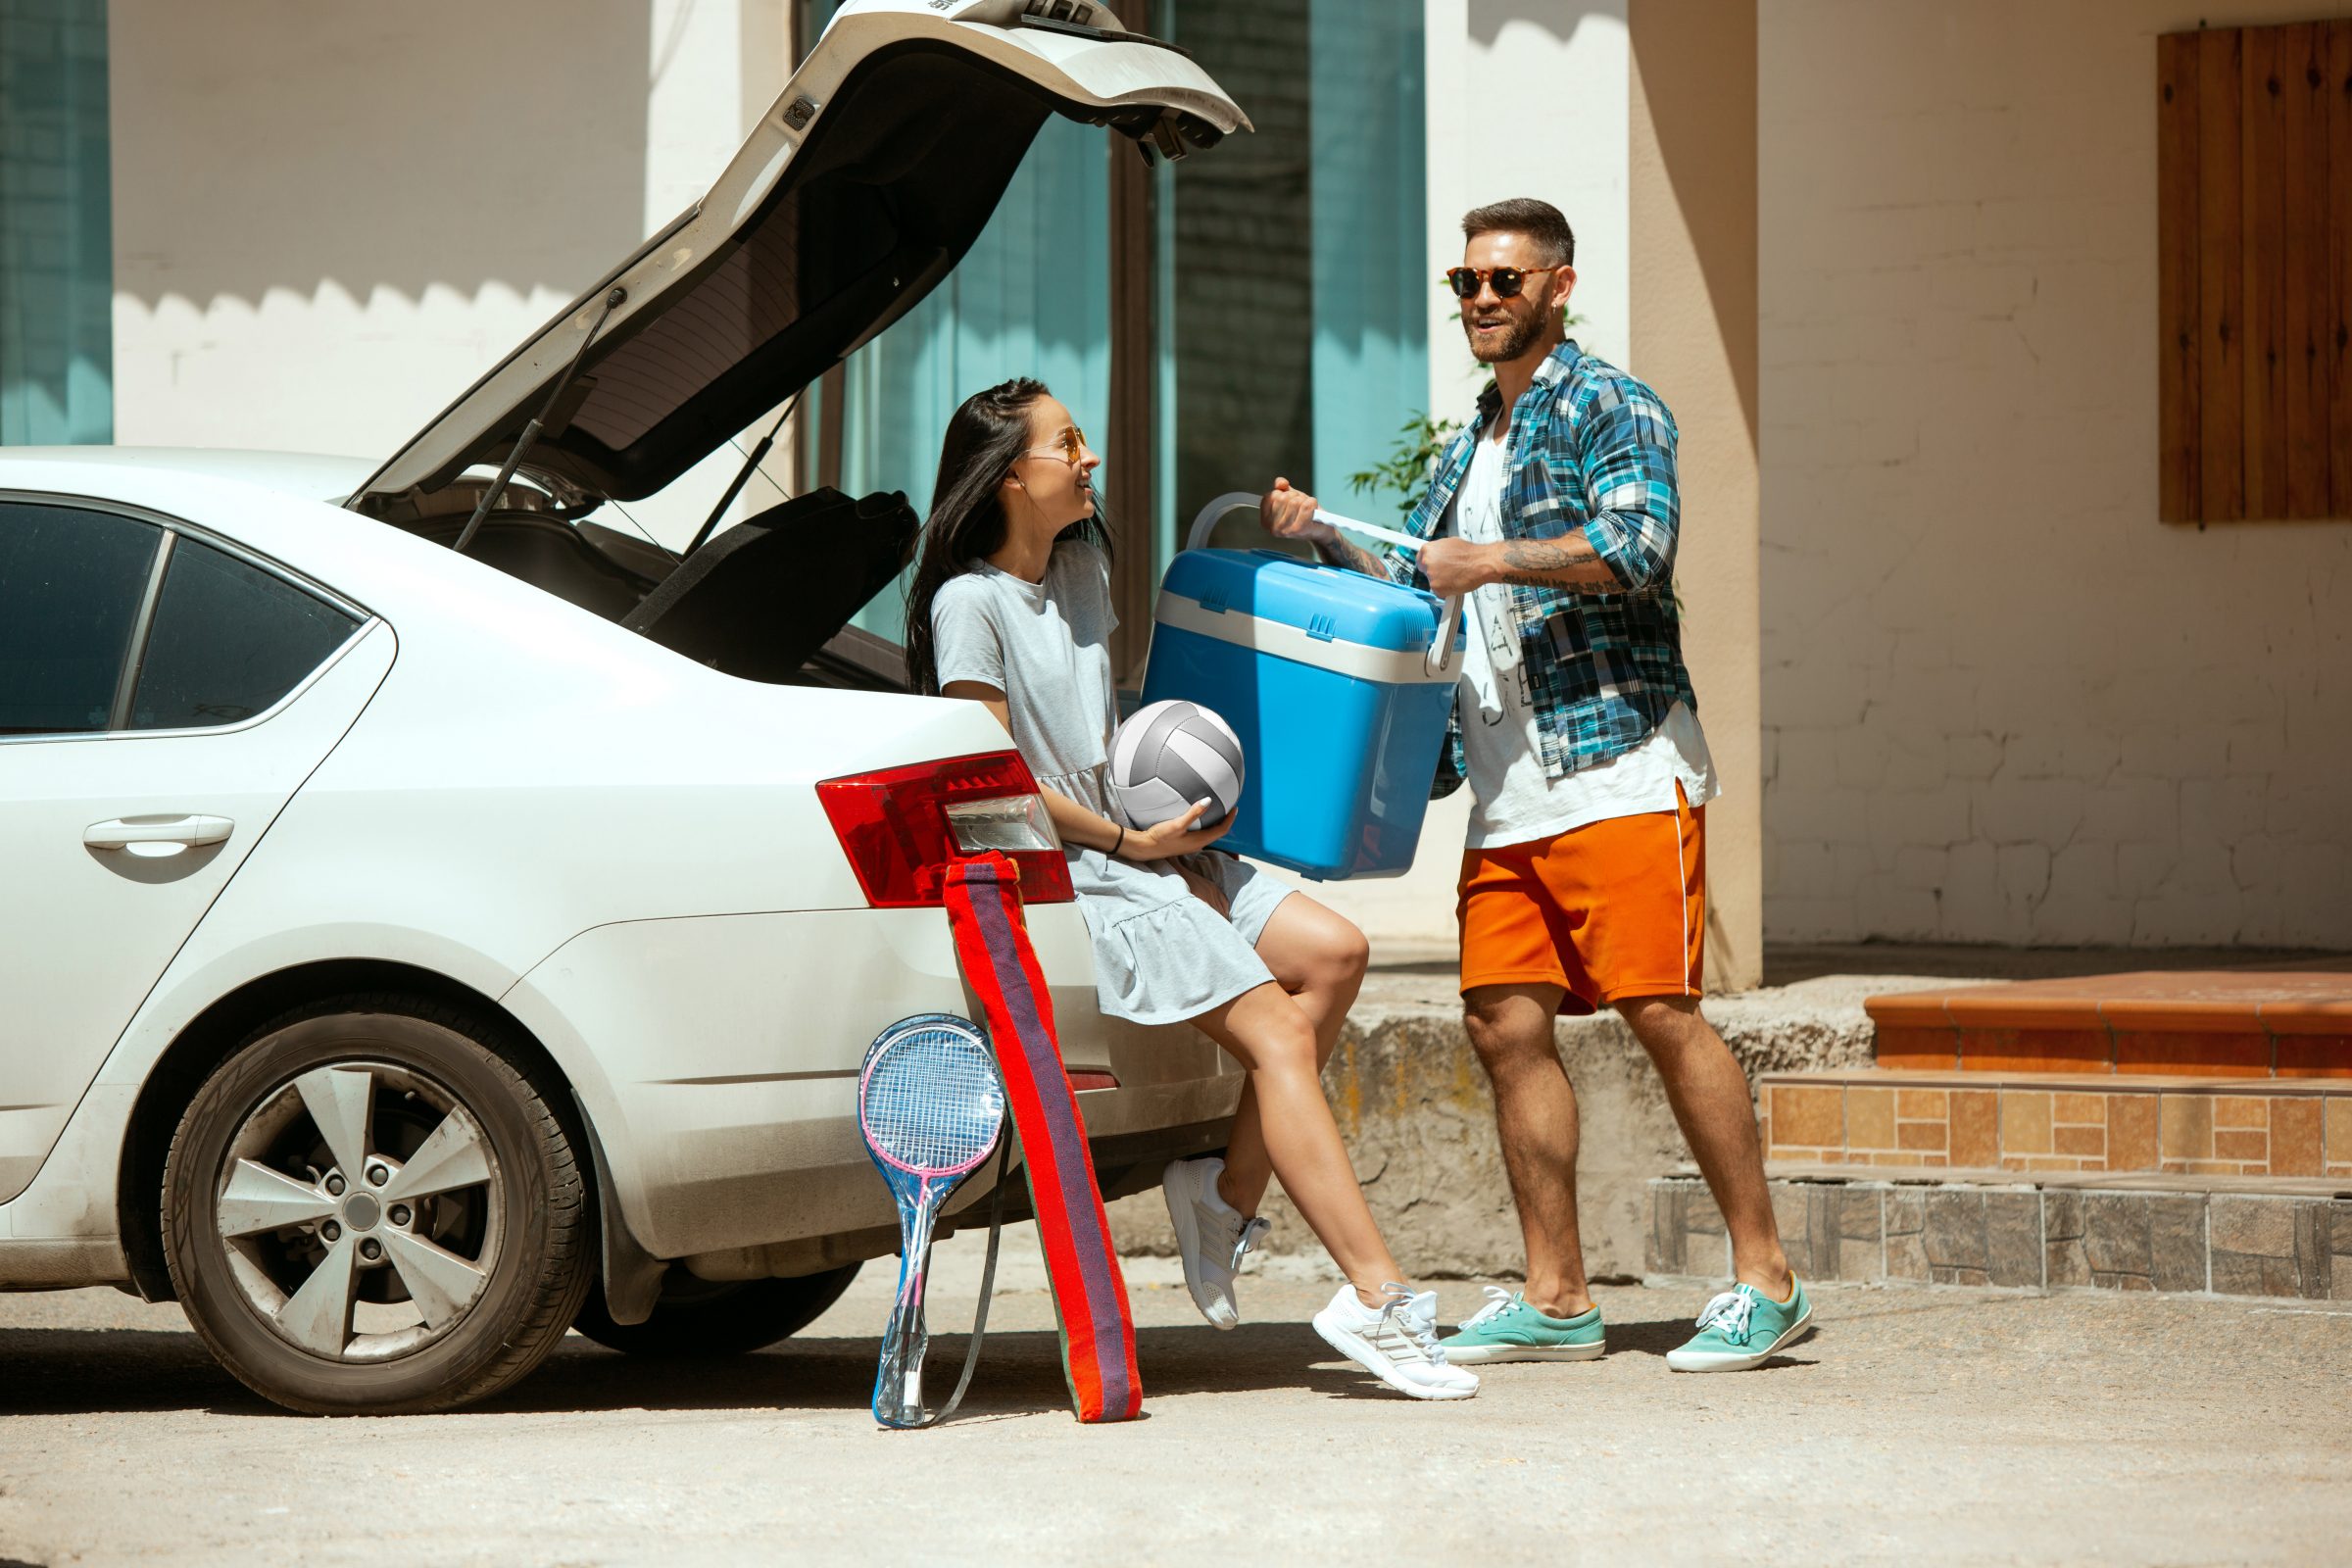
161,996,593,1415
570,1262,860,1357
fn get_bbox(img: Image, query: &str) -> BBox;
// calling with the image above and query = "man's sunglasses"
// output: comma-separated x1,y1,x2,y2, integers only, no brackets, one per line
1442,265,1570,301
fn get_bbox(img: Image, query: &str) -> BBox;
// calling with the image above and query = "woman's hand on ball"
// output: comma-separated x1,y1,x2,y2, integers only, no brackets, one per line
1124,801,1234,859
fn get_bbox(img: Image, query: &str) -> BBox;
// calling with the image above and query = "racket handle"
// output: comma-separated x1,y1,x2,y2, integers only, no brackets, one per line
874,1199,942,1429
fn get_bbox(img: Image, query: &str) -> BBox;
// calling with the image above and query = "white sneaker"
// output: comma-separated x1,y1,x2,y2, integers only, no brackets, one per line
1311,1283,1480,1400
1161,1156,1269,1330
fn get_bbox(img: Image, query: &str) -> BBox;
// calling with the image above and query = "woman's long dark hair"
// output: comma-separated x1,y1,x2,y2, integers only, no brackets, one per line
903,376,1112,696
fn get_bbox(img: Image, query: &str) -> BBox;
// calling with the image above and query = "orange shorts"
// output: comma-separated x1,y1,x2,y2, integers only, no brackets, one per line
1456,784,1705,1015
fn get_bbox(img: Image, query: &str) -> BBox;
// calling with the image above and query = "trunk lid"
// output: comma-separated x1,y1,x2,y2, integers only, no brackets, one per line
348,0,1245,515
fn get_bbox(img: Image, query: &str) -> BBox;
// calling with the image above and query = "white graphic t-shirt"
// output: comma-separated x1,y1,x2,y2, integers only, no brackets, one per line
1443,421,1719,850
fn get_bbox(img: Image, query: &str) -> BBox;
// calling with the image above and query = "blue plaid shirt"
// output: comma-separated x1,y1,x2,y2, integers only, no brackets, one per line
1386,339,1696,797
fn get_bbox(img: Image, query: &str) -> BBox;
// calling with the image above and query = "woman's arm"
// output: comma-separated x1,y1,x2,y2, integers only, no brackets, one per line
941,680,1232,859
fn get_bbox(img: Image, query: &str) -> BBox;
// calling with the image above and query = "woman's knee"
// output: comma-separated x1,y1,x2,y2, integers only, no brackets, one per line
1270,900,1370,991
1240,1008,1322,1078
1328,917,1371,984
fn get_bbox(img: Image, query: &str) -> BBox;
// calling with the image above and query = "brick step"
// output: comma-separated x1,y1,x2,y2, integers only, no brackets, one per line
1867,970,2352,1076
1648,1171,2352,1300
1759,1068,2352,1178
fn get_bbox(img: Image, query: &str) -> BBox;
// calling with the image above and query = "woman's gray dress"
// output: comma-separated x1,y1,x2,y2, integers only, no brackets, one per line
931,541,1295,1025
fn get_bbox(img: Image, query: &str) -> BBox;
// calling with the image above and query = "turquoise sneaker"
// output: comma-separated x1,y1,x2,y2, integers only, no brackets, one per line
1438,1287,1606,1364
1665,1277,1813,1372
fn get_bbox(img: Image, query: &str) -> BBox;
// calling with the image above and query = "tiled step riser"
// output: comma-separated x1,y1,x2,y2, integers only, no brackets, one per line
1761,1076,2352,1178
1649,1177,2352,1300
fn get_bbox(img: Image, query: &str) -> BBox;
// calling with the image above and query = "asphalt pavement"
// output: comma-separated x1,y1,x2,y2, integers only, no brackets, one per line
2,1231,2347,1566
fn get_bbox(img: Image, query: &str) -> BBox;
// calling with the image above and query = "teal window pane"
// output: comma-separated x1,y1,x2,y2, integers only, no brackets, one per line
0,0,112,446
1309,0,1427,521
1159,0,1428,566
834,117,1110,640
802,1,1111,643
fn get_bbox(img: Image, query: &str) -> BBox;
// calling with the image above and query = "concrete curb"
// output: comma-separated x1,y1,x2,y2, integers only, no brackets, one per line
1107,972,1956,1280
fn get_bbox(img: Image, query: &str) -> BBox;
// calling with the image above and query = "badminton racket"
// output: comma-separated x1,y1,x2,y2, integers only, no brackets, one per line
858,1012,1007,1430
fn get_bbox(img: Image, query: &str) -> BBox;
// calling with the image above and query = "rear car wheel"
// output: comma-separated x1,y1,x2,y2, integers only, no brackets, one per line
570,1262,861,1357
162,998,593,1414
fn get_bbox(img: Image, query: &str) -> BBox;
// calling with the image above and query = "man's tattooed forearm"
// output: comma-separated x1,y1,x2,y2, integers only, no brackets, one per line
1498,537,1622,589
1315,536,1386,578
1500,537,1592,571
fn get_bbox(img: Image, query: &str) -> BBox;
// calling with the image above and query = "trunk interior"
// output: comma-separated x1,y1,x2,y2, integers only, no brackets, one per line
380,484,915,693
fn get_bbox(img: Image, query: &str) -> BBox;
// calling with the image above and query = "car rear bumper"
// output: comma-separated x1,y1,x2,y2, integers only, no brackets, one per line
676,1112,1236,1282
504,906,1241,1263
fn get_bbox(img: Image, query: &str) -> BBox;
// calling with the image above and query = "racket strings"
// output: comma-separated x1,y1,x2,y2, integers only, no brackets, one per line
862,1029,1005,1176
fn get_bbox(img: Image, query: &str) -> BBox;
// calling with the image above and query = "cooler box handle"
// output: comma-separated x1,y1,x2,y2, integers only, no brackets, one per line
1186,492,1463,676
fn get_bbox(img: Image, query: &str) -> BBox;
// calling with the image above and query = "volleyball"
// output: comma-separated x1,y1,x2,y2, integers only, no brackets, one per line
1108,700,1247,830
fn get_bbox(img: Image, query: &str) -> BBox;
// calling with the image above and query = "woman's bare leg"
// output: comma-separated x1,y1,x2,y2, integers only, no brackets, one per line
1192,980,1399,1303
1218,894,1369,1216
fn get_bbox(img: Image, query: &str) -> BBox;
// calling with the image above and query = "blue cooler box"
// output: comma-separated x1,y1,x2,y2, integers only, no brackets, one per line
1141,547,1462,880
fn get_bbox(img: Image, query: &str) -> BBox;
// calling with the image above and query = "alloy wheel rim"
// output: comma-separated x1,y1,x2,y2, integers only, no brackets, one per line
213,1059,504,1362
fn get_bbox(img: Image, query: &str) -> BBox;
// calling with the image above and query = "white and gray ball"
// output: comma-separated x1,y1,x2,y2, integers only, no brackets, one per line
1109,700,1247,830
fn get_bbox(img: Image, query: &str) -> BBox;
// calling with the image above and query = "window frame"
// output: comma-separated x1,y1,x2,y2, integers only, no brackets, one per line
0,489,376,748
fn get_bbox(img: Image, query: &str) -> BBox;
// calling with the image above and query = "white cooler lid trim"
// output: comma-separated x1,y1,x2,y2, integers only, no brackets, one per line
1152,593,1456,686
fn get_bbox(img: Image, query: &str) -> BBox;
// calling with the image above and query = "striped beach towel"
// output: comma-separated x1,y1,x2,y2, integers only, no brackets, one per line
941,855,1143,1424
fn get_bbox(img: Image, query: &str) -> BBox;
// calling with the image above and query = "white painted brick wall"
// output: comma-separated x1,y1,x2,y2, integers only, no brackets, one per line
1759,0,2352,949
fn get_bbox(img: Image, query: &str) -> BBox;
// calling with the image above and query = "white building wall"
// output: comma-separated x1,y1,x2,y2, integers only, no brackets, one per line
1760,0,2352,948
1316,0,1634,950
108,0,790,516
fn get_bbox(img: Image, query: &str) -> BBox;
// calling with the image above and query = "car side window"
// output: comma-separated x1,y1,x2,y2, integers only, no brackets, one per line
128,536,361,731
0,502,164,737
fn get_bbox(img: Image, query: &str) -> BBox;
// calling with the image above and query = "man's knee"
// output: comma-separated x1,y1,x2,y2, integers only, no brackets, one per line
1463,987,1559,1071
1616,995,1734,1070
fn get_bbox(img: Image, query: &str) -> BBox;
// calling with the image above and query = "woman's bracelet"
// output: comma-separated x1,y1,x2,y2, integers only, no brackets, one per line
1110,823,1127,858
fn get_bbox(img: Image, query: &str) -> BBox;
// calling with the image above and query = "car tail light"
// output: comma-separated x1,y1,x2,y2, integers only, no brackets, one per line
815,751,1075,907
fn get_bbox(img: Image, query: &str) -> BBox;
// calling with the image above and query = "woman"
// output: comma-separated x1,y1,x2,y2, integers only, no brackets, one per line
905,377,1474,1401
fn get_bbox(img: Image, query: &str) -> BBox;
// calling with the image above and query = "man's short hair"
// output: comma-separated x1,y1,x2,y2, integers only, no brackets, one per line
1460,198,1575,268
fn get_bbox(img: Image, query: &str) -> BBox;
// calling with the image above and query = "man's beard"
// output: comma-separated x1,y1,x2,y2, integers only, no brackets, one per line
1461,301,1550,365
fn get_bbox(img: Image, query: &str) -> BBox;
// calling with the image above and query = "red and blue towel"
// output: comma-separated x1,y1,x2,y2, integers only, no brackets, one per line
941,855,1143,1424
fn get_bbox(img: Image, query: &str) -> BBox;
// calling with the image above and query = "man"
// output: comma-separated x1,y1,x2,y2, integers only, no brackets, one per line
1261,198,1807,1372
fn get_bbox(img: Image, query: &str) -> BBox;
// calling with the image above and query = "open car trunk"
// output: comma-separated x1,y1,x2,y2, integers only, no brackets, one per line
346,0,1247,689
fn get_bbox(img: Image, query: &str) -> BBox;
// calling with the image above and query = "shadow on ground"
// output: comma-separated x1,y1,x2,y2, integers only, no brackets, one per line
0,1308,1815,1419
0,1319,1456,1419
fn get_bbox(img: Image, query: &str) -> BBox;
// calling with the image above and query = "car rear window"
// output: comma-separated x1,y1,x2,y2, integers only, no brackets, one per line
128,537,361,731
0,502,163,736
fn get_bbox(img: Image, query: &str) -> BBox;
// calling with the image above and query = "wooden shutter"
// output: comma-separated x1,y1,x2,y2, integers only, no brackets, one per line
2159,22,2351,523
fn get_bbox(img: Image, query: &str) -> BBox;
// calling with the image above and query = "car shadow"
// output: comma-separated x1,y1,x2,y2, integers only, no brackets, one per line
0,1321,1374,1419
487,1321,1369,1416
0,1328,273,1416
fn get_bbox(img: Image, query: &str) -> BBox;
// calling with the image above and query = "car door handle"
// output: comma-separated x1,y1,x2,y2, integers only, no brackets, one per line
83,814,235,851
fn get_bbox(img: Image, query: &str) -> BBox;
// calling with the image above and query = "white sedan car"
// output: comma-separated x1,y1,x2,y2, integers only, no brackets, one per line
0,0,1247,1414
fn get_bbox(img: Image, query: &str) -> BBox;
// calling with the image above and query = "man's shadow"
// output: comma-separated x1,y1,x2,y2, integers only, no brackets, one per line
1601,1312,1817,1370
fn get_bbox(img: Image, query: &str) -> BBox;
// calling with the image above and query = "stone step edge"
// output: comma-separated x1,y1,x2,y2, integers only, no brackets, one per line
1648,1172,2352,1302
1756,1161,2352,1199
1758,1068,2352,1095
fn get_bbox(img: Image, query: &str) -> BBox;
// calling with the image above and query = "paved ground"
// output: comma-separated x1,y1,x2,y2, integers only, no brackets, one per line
3,1233,2348,1566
